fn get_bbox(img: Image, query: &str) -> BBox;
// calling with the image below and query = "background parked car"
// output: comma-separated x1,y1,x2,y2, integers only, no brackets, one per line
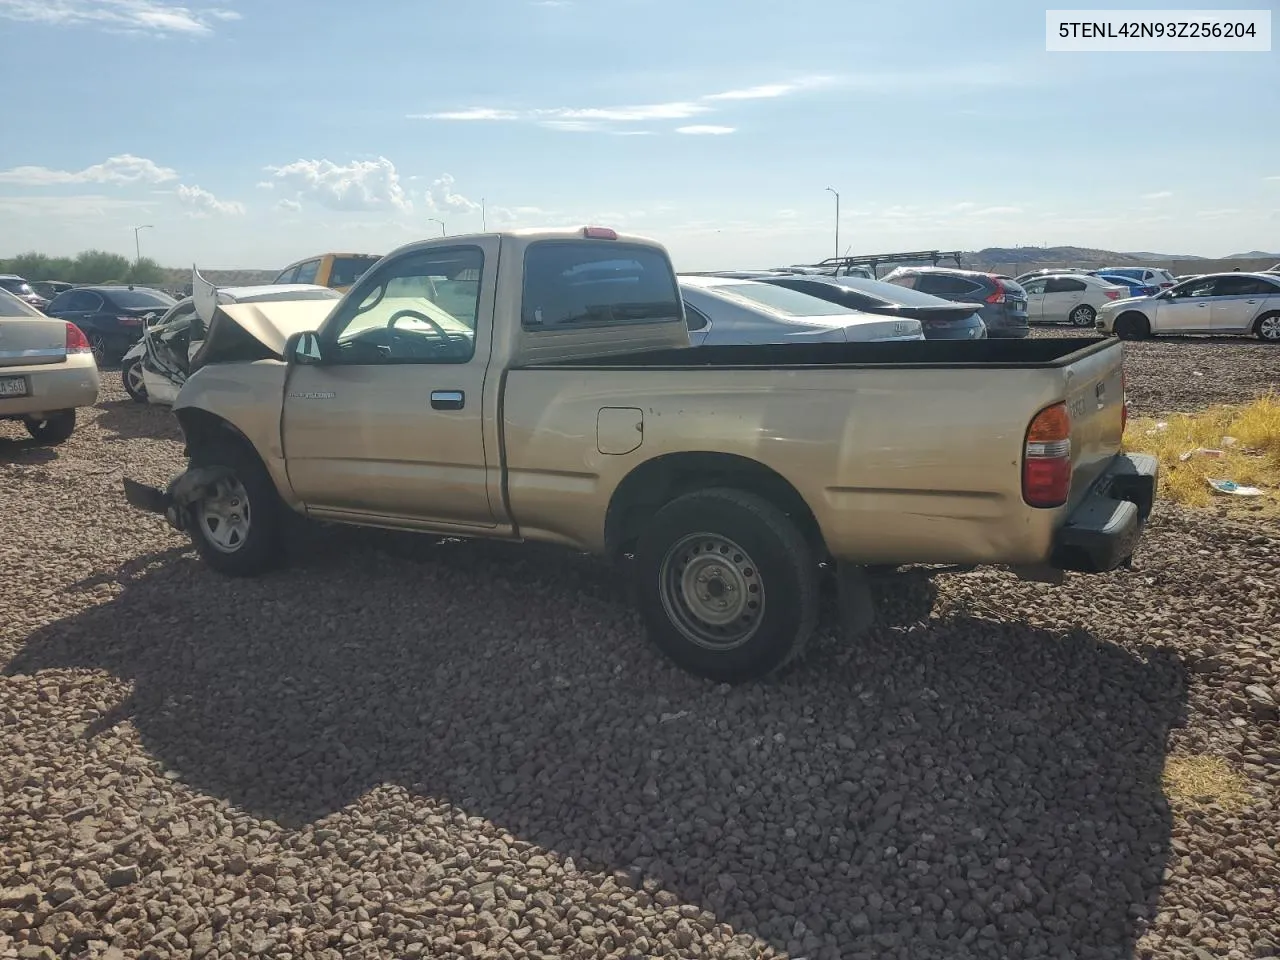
0,275,50,310
43,285,176,363
1096,272,1280,341
754,273,987,339
1099,265,1177,290
1013,267,1097,284
0,288,99,445
882,266,1030,338
678,276,924,344
1019,273,1128,327
1095,272,1158,298
273,252,382,292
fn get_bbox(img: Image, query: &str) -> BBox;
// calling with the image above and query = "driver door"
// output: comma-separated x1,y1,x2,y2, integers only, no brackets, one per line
1156,277,1216,333
281,239,500,529
1021,278,1047,322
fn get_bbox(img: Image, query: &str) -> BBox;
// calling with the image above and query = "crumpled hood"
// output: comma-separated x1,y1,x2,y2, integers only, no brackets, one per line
191,266,339,358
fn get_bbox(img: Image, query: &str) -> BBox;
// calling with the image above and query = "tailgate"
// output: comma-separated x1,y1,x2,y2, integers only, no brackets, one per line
1063,339,1127,504
0,317,67,368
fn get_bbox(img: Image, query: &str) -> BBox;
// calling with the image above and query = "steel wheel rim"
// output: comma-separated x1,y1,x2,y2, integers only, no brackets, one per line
125,362,146,396
1071,306,1093,326
196,477,251,554
1261,316,1280,340
89,334,107,362
659,533,764,651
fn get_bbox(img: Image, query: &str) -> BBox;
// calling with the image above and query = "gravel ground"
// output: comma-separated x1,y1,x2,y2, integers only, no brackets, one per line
1027,327,1279,414
1,354,1277,960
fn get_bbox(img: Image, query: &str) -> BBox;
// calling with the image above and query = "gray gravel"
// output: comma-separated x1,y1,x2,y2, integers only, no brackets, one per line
1,353,1277,960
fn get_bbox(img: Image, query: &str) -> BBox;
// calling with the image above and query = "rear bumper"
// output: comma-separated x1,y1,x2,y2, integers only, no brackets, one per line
1051,452,1159,573
0,356,100,419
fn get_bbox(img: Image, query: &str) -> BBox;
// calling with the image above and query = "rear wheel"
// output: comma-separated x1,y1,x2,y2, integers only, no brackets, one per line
187,442,285,576
24,410,76,445
1069,304,1096,327
634,488,819,682
1254,312,1280,343
1114,313,1151,341
88,333,108,364
121,358,148,402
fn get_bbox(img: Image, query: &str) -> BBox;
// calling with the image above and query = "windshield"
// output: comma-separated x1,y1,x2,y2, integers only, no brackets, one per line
0,288,44,317
108,288,177,309
709,281,860,317
0,278,35,296
329,256,381,287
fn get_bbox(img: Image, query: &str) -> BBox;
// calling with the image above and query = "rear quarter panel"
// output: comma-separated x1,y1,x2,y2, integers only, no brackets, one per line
501,363,1092,564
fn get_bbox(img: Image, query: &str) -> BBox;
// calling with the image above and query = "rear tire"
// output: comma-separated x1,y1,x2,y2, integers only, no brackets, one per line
121,358,148,402
1254,312,1280,343
186,441,285,577
634,487,819,682
1114,313,1151,341
1069,304,1096,327
24,410,76,445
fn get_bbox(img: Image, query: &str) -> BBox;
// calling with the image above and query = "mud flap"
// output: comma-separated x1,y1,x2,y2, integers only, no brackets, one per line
836,562,877,640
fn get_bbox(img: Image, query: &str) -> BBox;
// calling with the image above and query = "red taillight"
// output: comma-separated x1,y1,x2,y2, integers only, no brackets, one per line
985,276,1007,304
583,226,618,240
117,315,143,326
1023,402,1072,508
65,323,92,354
1104,289,1120,300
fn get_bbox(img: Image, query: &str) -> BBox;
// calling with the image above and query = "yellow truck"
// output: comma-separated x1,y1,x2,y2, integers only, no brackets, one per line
124,227,1158,681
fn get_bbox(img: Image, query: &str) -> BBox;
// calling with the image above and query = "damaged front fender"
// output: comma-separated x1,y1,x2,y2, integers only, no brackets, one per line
123,465,236,532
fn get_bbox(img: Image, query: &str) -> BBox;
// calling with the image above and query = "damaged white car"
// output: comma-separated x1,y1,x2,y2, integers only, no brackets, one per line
121,269,342,405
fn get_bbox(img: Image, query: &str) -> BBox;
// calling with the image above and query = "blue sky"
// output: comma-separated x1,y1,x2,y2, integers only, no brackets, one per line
0,0,1276,270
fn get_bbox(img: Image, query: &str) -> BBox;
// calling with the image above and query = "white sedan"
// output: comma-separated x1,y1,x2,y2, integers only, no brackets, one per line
1019,273,1129,327
679,276,924,344
1096,272,1280,341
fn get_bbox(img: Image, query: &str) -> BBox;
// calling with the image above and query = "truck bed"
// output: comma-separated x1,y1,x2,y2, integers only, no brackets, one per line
521,336,1112,370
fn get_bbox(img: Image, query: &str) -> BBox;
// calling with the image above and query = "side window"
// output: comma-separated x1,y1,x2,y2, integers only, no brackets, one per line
323,246,483,365
1045,278,1086,293
886,273,918,290
294,260,321,285
274,266,299,284
1215,276,1274,297
1173,278,1219,298
66,291,103,312
684,302,710,331
918,274,979,298
1022,279,1048,295
521,241,681,329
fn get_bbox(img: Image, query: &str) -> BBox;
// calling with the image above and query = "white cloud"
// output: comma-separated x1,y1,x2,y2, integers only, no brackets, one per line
0,0,240,35
676,125,736,135
0,154,178,186
1266,175,1280,181
426,107,522,121
176,184,245,217
703,77,835,101
426,174,479,214
0,194,158,217
1142,190,1173,200
263,157,412,213
275,198,301,213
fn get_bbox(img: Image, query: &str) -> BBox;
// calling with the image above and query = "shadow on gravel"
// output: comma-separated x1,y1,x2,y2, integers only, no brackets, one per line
8,528,1187,957
0,436,59,463
94,398,184,443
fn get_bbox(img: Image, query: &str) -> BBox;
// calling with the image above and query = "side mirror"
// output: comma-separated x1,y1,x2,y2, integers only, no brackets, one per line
285,330,323,365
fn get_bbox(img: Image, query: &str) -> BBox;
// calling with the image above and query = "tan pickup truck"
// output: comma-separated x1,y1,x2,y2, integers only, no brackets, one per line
124,227,1158,681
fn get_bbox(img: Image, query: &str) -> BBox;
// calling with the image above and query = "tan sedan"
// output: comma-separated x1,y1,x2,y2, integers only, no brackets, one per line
0,289,100,444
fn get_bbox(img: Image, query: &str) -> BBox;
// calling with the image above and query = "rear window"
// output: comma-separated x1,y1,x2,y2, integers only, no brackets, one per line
709,281,858,317
108,288,176,310
0,289,43,318
330,255,381,287
522,241,681,329
0,278,35,296
837,277,953,307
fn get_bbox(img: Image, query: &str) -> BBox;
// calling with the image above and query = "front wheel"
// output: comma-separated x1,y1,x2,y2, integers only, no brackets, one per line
1114,313,1151,341
24,410,76,445
121,358,148,402
634,488,819,682
1069,304,1096,327
1254,312,1280,343
186,442,285,576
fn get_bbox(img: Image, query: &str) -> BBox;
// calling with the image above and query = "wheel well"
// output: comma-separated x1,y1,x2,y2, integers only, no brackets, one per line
1254,310,1280,330
1116,310,1149,327
175,408,259,462
604,452,827,561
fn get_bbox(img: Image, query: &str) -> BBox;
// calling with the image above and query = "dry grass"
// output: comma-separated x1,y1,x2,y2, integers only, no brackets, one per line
1126,394,1280,515
1162,754,1253,813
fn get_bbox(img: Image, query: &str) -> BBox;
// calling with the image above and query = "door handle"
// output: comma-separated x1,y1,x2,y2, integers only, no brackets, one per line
430,390,464,410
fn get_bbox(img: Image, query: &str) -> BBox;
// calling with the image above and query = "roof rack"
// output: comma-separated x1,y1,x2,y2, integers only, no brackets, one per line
812,249,966,276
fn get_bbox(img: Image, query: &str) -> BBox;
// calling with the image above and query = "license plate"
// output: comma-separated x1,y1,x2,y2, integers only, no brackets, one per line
0,376,29,398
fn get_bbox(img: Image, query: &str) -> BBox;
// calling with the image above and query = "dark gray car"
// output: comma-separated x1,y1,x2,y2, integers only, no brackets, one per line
882,266,1030,338
755,274,987,340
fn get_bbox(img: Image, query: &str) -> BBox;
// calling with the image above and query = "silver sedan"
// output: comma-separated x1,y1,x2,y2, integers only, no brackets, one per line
679,276,924,345
1096,272,1280,341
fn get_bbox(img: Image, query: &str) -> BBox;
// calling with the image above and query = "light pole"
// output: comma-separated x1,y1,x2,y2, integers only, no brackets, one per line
824,188,839,260
133,224,154,263
481,198,487,231
427,217,446,236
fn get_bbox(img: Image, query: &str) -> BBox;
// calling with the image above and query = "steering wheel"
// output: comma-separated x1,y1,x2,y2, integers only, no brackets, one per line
387,309,451,340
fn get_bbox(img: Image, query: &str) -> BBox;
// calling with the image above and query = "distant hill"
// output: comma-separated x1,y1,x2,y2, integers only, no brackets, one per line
967,246,1208,266
1227,250,1280,259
